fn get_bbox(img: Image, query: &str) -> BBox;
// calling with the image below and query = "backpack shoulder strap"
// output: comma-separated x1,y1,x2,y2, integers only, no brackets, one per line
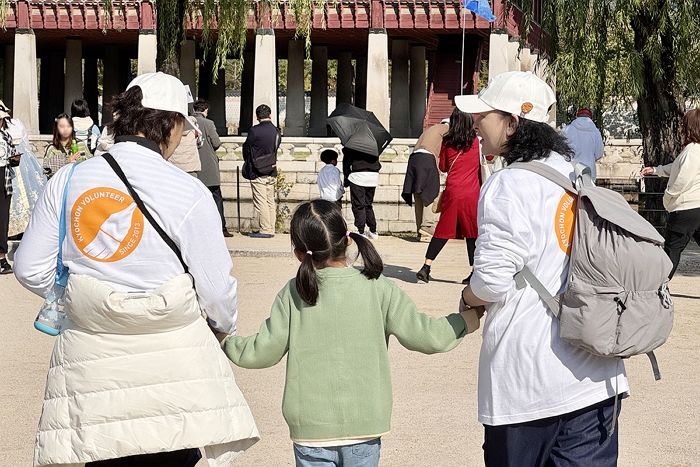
101,152,189,274
507,161,577,194
514,266,561,317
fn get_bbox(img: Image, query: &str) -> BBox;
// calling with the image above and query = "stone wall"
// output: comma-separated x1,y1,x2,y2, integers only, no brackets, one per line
27,136,645,234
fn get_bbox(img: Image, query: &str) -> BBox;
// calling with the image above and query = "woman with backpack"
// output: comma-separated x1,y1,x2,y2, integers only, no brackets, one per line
71,98,101,155
456,71,628,467
416,107,481,284
641,108,700,278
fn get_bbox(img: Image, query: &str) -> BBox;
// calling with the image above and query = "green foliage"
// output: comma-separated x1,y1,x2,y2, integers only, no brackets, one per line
511,0,700,166
274,169,294,232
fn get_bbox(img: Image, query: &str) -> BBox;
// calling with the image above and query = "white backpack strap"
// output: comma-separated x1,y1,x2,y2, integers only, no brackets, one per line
514,266,561,318
574,162,595,189
507,161,577,194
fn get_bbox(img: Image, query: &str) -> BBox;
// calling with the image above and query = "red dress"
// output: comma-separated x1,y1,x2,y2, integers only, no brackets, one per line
433,138,481,239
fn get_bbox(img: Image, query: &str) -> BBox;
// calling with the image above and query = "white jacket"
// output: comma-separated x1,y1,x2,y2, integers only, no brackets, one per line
34,273,259,466
655,142,700,212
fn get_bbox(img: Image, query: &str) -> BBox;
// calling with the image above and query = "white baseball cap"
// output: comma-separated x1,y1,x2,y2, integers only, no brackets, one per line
454,71,555,123
127,72,196,130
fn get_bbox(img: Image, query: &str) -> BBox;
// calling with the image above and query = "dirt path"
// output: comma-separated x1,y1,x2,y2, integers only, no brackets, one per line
1,237,697,466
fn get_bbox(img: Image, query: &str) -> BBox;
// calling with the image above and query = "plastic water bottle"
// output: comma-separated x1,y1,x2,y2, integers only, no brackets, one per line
70,139,79,155
34,283,67,336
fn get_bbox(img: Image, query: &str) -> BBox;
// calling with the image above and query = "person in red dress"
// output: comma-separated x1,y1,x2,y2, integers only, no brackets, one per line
416,108,481,284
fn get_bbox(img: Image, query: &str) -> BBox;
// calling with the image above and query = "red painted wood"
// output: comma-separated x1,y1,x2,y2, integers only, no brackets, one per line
326,3,341,28
414,3,429,29
398,5,413,28
140,1,155,30
370,0,383,28
384,3,398,28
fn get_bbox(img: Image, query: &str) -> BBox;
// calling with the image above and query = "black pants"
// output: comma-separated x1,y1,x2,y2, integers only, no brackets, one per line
85,448,201,467
426,237,476,266
0,167,10,255
483,397,621,467
349,183,377,233
664,207,700,278
208,185,227,231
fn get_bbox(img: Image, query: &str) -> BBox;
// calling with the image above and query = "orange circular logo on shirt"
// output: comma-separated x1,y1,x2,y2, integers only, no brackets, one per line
555,193,576,255
70,187,144,262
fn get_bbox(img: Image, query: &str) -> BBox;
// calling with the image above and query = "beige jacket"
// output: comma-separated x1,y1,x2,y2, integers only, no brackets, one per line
413,123,449,158
34,274,259,466
169,116,202,173
655,142,700,212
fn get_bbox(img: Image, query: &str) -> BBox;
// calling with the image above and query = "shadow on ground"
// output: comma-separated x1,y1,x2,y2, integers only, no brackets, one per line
383,264,460,285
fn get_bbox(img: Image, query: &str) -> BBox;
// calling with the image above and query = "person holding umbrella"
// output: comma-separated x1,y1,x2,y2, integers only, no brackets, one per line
327,104,393,240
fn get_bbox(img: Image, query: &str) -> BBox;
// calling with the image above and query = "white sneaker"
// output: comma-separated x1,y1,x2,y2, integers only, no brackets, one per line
365,231,379,240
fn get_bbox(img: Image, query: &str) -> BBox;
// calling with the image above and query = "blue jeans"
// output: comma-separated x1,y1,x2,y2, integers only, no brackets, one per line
483,396,621,467
294,439,381,467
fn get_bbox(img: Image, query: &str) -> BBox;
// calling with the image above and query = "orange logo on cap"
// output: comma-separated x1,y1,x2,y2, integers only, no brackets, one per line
555,193,576,255
520,102,534,115
71,187,145,262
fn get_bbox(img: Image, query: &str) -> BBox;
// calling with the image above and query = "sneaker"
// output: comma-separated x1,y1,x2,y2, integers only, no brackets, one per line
416,265,431,283
249,232,275,239
365,231,379,240
223,229,234,238
0,259,12,275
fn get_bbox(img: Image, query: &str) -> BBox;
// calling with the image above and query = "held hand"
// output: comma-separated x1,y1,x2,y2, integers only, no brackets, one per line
460,306,484,334
640,166,655,176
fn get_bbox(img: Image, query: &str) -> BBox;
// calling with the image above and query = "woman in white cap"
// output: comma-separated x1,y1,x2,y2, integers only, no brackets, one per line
14,72,259,466
455,71,627,467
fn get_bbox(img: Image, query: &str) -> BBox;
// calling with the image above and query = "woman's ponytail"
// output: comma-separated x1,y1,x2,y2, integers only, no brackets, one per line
348,232,383,280
295,251,320,306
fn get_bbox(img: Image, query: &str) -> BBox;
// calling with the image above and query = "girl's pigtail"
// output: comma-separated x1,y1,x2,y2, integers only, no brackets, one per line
348,232,383,280
295,251,320,306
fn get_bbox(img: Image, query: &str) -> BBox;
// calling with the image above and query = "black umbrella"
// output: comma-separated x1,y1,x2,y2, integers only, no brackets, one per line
327,103,393,157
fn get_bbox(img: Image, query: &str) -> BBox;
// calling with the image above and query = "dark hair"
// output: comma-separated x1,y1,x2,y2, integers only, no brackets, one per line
256,104,272,120
108,86,185,148
291,199,383,306
320,149,338,165
683,109,700,145
70,98,91,118
502,119,573,165
443,107,476,150
193,99,209,113
52,113,74,149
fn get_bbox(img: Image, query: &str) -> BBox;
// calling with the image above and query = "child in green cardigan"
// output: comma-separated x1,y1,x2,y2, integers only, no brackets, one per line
224,199,482,467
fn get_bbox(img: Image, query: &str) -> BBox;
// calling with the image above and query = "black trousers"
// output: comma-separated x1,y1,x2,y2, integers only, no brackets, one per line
349,183,377,233
426,237,477,266
208,185,227,231
85,448,201,467
0,166,10,255
664,207,700,278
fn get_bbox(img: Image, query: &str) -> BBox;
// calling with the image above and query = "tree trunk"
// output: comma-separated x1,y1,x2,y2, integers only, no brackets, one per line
156,0,186,76
631,3,685,231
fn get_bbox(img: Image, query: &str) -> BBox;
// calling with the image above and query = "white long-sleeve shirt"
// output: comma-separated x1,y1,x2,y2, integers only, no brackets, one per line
14,137,239,334
655,142,700,212
471,152,627,426
317,164,344,201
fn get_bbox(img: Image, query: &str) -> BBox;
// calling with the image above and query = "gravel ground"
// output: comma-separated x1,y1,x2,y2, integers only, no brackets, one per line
1,236,697,467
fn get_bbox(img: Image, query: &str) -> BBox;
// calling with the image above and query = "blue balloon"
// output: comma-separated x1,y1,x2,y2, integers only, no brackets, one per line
464,0,497,22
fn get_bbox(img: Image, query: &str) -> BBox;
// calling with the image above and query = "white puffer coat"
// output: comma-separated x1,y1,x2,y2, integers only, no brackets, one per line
34,273,259,466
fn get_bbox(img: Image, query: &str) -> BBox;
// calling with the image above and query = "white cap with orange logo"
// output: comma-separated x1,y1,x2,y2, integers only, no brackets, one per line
454,71,556,123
